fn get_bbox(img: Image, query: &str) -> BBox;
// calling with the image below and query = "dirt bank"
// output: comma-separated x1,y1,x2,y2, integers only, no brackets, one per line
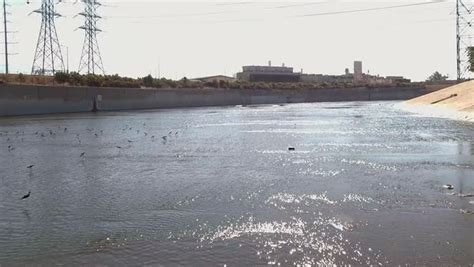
401,80,474,122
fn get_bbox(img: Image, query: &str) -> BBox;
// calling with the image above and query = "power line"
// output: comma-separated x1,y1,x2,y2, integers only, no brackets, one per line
103,1,449,24
294,0,448,18
106,10,238,19
275,2,327,9
215,2,252,6
11,0,456,78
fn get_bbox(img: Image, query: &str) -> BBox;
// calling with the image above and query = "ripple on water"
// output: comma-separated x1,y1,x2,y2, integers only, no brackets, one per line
298,168,343,177
309,143,396,154
343,194,375,204
341,158,398,172
265,193,378,211
243,129,366,135
258,150,311,154
191,216,383,266
265,192,337,210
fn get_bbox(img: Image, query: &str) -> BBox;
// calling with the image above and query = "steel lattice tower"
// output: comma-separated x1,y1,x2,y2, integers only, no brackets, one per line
78,0,104,75
456,0,474,80
31,0,65,75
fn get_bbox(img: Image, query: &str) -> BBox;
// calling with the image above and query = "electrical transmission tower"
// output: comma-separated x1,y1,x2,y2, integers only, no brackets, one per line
78,0,104,75
31,0,65,75
456,0,474,80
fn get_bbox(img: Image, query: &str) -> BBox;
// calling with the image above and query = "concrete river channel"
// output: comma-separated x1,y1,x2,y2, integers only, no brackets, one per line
0,101,473,265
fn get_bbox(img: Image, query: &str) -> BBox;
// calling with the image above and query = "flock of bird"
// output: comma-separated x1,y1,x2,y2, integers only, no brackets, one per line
1,122,185,201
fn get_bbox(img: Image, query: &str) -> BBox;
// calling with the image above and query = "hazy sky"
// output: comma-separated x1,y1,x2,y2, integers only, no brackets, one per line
3,0,458,81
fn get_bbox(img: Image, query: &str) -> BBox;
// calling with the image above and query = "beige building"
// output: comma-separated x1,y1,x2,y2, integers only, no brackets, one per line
353,61,363,82
300,73,353,84
190,75,236,83
236,63,301,82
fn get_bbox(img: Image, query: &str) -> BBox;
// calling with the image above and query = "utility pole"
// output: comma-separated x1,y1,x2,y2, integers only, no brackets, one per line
31,0,65,75
78,0,105,75
3,0,8,74
60,44,68,73
2,0,16,74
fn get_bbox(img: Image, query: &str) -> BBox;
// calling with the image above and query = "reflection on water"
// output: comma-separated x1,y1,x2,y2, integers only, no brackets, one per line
0,102,473,265
457,141,474,156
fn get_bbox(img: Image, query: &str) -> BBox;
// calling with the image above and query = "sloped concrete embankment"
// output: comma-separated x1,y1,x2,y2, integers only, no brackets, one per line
0,84,437,116
402,81,474,122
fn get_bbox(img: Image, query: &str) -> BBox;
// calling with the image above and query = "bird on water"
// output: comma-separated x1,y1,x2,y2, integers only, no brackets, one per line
21,191,31,200
80,152,86,157
443,184,454,190
27,165,34,169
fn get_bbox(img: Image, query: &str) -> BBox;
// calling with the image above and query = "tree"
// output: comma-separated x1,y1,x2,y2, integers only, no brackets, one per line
18,73,26,83
427,71,448,82
468,46,474,72
181,77,188,87
142,74,154,87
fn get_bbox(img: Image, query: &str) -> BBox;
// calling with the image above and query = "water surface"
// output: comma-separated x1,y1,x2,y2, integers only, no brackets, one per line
1,102,473,265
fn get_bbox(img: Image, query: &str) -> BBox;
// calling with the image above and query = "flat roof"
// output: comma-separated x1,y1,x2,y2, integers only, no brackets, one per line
191,75,235,80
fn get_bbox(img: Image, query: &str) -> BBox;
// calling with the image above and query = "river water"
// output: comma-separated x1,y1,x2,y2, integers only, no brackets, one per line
0,102,473,266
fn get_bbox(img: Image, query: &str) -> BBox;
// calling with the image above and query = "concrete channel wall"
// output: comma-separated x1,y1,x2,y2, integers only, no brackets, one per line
0,84,439,116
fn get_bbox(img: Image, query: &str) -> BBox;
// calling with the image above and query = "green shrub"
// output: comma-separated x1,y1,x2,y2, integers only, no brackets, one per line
68,72,83,86
54,72,70,84
84,74,102,87
18,73,26,83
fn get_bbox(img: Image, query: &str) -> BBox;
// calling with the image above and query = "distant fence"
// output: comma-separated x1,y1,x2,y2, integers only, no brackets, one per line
0,84,442,116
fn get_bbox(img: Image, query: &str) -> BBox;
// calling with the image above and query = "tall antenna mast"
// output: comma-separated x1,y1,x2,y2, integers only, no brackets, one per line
456,0,473,81
78,0,104,75
2,0,16,74
31,0,65,75
3,0,9,74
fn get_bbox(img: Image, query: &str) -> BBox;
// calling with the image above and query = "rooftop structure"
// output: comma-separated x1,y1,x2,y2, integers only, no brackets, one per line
236,60,410,85
237,62,301,82
354,61,363,81
190,75,236,83
242,65,294,74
